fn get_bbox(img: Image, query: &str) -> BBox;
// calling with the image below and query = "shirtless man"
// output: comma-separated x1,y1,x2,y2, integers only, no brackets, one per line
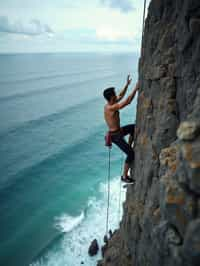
103,75,139,183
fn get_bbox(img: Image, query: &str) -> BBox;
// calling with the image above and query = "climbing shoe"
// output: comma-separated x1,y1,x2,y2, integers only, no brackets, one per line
121,175,135,184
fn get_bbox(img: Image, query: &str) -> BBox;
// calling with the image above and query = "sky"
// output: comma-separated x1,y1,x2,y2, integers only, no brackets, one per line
0,0,150,53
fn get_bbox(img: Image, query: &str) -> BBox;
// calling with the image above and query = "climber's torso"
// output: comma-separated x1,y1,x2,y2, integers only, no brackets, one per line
104,103,120,132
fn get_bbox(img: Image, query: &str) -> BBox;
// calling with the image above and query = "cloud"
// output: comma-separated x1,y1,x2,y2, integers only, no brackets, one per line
96,26,134,41
0,16,53,36
100,0,134,13
62,27,135,44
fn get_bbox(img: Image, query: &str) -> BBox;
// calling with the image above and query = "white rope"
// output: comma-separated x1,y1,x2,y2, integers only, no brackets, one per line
141,0,147,56
118,153,124,224
105,147,111,236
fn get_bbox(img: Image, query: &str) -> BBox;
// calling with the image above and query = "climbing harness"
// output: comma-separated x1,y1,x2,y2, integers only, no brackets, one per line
105,131,112,148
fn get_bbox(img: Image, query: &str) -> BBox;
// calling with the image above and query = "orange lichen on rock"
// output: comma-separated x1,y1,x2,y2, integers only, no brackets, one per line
166,191,186,205
159,145,178,173
139,133,148,147
182,142,200,169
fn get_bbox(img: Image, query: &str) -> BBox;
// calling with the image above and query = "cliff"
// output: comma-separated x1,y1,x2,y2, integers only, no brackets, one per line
98,0,200,265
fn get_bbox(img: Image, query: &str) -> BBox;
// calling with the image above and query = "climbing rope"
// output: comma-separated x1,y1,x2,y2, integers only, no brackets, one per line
105,147,111,236
105,149,123,236
141,0,147,56
142,0,147,37
117,153,124,225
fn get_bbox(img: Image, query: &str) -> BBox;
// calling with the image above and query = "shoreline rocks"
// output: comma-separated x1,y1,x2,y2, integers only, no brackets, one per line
88,239,99,256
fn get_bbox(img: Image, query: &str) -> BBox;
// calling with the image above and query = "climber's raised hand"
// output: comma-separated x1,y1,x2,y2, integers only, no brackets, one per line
127,75,132,86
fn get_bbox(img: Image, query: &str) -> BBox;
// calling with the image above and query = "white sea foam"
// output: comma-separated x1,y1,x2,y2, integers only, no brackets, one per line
54,212,85,233
31,176,126,266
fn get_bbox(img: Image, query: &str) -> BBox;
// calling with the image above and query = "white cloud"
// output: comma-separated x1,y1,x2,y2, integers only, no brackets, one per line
0,16,53,36
100,0,134,13
0,0,150,53
96,26,134,41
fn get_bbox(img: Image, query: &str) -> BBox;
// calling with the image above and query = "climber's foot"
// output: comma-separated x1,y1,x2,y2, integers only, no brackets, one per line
121,175,135,184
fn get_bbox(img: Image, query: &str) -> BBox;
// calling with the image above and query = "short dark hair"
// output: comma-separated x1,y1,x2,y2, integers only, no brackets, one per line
103,87,116,102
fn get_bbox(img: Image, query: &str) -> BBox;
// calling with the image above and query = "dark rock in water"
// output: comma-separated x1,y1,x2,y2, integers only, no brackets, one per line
88,239,99,256
80,261,84,265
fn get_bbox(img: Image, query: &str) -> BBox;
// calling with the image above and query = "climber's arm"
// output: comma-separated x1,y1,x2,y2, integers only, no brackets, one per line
116,75,132,102
110,82,139,111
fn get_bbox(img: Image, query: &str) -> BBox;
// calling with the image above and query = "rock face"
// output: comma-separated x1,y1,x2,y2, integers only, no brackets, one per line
98,0,200,265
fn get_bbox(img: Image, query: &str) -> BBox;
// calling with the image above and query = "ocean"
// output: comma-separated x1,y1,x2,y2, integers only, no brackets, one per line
0,52,138,266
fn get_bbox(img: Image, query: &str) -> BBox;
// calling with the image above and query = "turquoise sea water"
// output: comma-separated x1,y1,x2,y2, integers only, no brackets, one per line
0,52,138,266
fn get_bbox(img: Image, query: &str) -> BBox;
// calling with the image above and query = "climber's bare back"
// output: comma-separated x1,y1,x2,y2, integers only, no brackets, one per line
104,103,120,132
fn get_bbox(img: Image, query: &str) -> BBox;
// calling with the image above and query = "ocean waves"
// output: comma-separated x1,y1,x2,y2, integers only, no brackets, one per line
0,71,118,103
0,66,121,136
0,108,105,194
0,66,113,85
0,95,101,137
30,176,126,266
0,52,138,266
54,212,85,233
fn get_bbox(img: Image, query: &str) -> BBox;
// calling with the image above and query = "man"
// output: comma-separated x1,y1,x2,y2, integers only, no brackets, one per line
103,75,139,183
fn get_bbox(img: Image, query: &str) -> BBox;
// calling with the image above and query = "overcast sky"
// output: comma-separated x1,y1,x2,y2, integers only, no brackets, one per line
0,0,150,53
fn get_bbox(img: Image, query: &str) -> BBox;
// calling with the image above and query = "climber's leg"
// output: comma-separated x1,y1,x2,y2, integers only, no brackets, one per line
121,124,135,146
111,133,134,181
